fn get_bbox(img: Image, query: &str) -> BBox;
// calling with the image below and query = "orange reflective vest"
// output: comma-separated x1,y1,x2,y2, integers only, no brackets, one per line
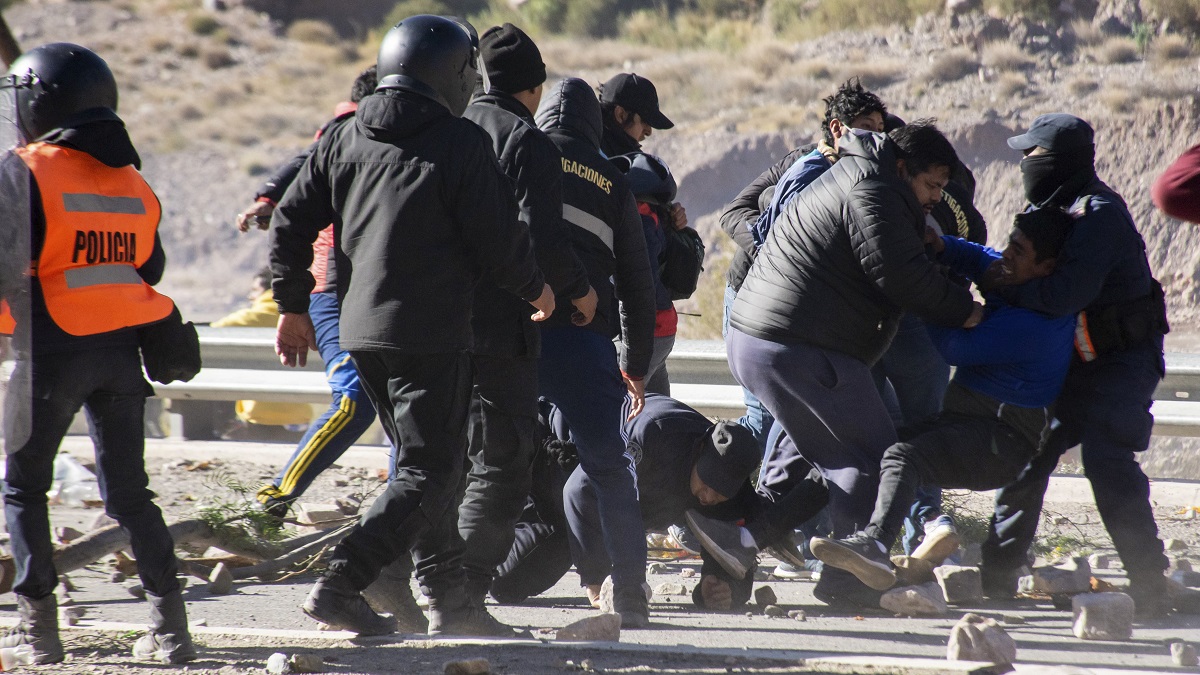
15,142,174,336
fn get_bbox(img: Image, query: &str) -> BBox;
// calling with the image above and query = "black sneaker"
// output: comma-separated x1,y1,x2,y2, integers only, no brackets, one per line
612,583,649,629
684,510,757,579
428,604,522,638
808,532,895,591
812,566,884,610
302,574,397,636
980,565,1024,600
764,531,808,571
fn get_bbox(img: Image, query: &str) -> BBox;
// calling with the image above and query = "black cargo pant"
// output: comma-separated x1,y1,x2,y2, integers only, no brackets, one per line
4,346,180,600
329,350,471,599
457,354,541,594
983,342,1169,582
862,381,1050,549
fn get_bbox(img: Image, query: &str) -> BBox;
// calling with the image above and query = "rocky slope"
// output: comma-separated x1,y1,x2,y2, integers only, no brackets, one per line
6,0,1200,340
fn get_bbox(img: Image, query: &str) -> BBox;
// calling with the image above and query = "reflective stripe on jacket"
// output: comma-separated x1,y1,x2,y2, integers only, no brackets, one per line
16,142,173,335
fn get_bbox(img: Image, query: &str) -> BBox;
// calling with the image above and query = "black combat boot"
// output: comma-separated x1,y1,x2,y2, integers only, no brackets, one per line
132,589,197,664
427,586,521,638
0,594,64,664
361,558,428,634
303,573,397,636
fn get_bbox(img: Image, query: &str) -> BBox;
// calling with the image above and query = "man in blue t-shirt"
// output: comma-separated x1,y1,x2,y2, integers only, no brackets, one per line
807,208,1076,591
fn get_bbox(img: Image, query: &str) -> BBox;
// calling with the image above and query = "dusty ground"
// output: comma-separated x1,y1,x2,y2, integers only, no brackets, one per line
11,436,1196,674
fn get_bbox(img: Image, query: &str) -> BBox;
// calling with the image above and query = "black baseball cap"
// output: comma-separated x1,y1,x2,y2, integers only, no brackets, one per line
694,421,758,499
599,73,674,130
1007,113,1094,153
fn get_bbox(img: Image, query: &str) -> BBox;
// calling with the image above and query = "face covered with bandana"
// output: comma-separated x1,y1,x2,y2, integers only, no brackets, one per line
1019,144,1097,206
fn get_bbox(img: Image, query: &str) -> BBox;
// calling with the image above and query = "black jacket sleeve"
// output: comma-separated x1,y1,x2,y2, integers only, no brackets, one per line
613,188,657,378
137,233,166,286
848,180,975,327
256,143,316,204
0,153,32,303
269,140,333,314
718,147,808,255
510,131,591,301
453,130,546,303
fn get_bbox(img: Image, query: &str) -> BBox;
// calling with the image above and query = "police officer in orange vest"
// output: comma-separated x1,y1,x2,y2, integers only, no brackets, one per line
0,44,195,665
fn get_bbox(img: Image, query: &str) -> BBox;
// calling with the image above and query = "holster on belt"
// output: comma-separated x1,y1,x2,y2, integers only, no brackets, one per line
1074,280,1170,362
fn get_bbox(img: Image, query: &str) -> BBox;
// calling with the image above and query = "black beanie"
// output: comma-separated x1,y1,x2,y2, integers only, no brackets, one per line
479,23,546,95
694,422,759,499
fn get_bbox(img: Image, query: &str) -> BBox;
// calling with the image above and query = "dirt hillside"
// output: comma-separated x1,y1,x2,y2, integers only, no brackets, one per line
5,0,1200,340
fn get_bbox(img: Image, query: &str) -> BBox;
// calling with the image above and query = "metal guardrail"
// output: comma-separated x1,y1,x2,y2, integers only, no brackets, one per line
163,330,1200,436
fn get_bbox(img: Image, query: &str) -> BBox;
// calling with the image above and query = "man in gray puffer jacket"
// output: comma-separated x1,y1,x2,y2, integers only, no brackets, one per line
700,122,982,607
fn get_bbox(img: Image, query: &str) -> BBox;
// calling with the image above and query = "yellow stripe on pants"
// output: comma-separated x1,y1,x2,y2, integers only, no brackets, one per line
278,394,356,497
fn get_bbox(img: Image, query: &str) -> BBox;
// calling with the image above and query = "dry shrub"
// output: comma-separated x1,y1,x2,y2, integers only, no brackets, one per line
743,40,794,79
982,42,1033,71
1142,0,1200,33
177,43,200,59
179,104,205,121
840,60,907,89
926,49,979,83
1132,80,1193,100
187,13,220,36
287,19,338,45
791,59,833,81
1099,87,1135,113
1097,38,1139,64
1154,34,1193,62
203,48,236,69
1070,19,1103,47
995,73,1028,98
1067,77,1099,97
148,35,173,52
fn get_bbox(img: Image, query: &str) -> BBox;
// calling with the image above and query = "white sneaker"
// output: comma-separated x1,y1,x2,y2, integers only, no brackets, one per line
912,516,960,565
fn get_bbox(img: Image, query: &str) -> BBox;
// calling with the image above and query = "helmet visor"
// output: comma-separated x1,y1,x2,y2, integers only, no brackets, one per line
0,76,33,452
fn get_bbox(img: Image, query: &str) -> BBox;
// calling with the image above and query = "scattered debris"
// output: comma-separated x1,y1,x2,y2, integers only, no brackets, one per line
556,613,621,642
1072,592,1134,641
1165,539,1190,553
646,562,668,575
1027,557,1090,595
124,581,146,599
298,503,345,528
59,605,85,626
753,585,777,607
334,496,360,516
654,582,686,597
679,568,696,579
1090,577,1118,593
109,571,126,584
947,612,1016,666
763,604,785,617
1001,614,1026,625
788,609,806,621
266,652,290,674
208,562,234,595
53,526,84,545
1088,553,1118,570
1171,642,1199,667
289,653,324,673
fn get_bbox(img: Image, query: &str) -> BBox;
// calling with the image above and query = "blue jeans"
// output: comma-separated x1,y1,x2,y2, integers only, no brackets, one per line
4,346,179,599
540,326,646,591
722,285,774,454
871,312,951,553
984,342,1168,580
259,292,387,506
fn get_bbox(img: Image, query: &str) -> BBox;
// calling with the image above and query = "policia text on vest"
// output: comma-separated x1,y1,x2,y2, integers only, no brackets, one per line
73,230,138,265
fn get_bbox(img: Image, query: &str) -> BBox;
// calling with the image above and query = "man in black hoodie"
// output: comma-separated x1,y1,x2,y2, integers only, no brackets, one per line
535,77,657,627
456,23,597,612
0,43,195,664
270,16,554,637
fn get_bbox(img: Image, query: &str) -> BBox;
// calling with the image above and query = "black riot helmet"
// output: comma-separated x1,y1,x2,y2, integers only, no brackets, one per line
610,152,677,206
2,43,119,142
375,15,484,117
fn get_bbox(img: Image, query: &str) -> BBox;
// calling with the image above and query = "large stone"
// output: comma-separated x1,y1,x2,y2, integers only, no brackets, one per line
208,562,234,595
946,612,1017,665
1165,539,1190,552
754,585,777,607
935,565,984,604
298,503,344,528
646,562,668,575
555,613,621,642
289,654,324,673
1072,592,1135,640
444,659,490,675
763,604,785,617
891,555,936,586
1031,557,1091,595
1171,570,1200,588
880,582,949,617
1088,553,1119,570
1172,642,1199,667
654,582,687,597
266,653,290,675
598,576,614,613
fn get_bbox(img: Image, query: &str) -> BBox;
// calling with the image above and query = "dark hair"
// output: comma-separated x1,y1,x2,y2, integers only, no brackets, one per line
1014,208,1073,262
888,118,960,177
600,99,636,131
821,78,887,146
350,65,378,103
254,266,272,290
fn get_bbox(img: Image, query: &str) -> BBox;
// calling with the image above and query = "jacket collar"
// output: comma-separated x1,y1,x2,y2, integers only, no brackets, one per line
471,90,534,123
